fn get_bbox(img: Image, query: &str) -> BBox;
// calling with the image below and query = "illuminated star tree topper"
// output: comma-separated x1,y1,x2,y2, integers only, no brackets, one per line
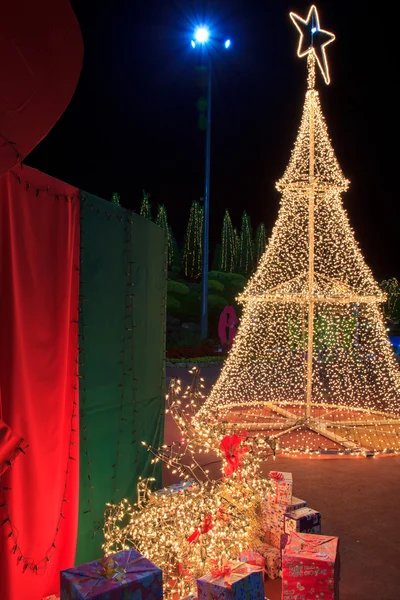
290,5,335,85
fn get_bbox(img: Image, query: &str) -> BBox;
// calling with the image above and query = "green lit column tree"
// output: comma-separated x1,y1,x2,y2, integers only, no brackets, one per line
220,209,236,272
140,191,152,220
237,210,254,275
183,200,203,279
155,204,173,270
254,222,267,265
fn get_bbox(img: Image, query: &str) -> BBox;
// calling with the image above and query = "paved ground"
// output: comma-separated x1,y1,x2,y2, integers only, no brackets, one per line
165,366,400,600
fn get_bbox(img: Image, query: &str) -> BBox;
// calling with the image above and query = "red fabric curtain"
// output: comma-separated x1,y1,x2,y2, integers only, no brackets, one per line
0,165,80,600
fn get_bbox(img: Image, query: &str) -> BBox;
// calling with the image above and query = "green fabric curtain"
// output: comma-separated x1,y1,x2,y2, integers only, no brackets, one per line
76,193,166,564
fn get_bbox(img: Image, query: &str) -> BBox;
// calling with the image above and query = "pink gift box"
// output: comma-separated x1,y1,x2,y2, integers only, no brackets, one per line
239,550,265,569
282,533,340,599
268,471,292,506
60,549,162,600
197,561,264,600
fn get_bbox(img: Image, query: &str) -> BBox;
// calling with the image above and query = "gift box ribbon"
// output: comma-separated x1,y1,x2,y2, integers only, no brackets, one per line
67,549,158,599
289,533,336,558
208,560,262,595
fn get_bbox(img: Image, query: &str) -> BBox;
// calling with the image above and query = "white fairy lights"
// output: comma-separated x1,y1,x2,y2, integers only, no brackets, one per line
103,372,273,599
194,11,400,456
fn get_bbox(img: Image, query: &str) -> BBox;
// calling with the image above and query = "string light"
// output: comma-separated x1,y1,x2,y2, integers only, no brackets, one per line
140,191,152,220
183,200,204,278
237,211,254,275
194,23,400,457
220,209,237,273
103,371,275,599
155,205,174,270
254,223,267,266
290,5,335,85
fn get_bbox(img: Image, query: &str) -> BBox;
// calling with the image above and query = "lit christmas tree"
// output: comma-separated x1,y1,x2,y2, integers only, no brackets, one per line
155,204,174,269
254,222,267,265
237,211,254,275
183,200,203,278
111,192,120,206
220,209,236,273
140,190,152,220
195,6,400,455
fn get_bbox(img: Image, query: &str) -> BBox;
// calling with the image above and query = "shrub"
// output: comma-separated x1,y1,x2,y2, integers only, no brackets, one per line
208,271,247,285
208,294,229,314
167,355,225,363
208,279,225,292
167,280,190,295
167,295,181,310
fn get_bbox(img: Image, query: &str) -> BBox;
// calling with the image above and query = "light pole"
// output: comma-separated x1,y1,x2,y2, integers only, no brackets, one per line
191,26,231,340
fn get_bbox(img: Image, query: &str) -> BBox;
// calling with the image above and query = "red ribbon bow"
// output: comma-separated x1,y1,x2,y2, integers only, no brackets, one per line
167,561,193,598
187,513,214,544
269,471,284,481
220,431,249,477
210,561,234,591
216,506,230,525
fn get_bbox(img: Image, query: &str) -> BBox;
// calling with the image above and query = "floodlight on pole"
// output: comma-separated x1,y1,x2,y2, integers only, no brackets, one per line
191,25,231,339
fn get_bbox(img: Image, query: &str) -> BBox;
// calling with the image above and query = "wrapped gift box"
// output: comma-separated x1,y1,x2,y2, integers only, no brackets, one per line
284,507,321,534
287,497,307,512
282,532,340,600
239,550,265,569
60,548,162,600
265,530,281,549
154,478,197,497
263,503,285,548
268,471,292,506
197,561,264,600
255,543,281,580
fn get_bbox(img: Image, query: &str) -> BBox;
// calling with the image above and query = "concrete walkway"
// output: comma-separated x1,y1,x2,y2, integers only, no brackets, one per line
165,366,400,600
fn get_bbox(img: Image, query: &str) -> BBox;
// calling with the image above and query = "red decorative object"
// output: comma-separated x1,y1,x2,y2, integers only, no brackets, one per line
187,513,214,544
210,562,234,591
269,471,284,481
215,506,230,525
167,561,193,598
218,306,238,348
197,561,264,600
219,431,249,477
0,166,80,600
0,418,28,477
0,0,83,178
282,532,340,599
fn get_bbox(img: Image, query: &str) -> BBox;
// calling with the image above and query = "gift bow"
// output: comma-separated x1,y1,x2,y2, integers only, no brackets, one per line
187,513,214,544
210,563,234,591
167,561,193,595
269,471,284,481
100,557,126,582
220,431,249,477
209,560,262,594
216,505,230,525
68,551,155,598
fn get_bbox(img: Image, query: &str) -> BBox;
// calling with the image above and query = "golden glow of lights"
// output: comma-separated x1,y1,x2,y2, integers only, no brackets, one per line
194,40,400,457
103,370,275,599
290,5,335,85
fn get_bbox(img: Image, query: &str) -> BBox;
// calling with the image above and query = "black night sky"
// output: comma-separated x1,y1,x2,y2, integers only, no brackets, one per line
26,0,399,281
